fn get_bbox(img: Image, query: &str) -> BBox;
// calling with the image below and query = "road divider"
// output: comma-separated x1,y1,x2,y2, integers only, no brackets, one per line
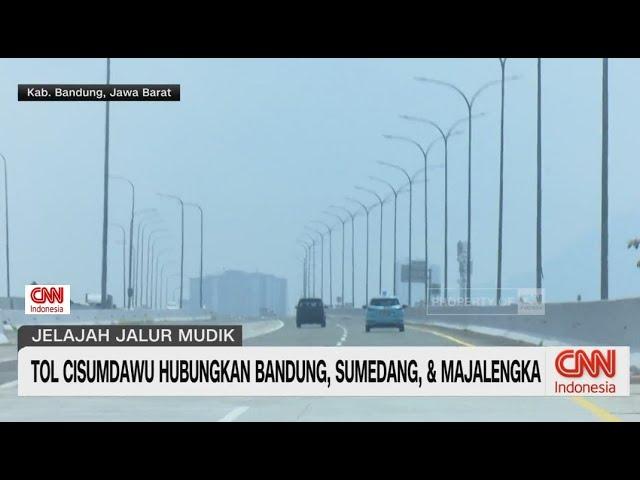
332,297,640,368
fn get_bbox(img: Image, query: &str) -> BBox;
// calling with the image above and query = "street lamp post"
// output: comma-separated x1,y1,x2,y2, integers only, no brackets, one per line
160,265,166,308
154,249,171,309
159,262,176,309
304,252,308,298
297,246,307,298
297,241,310,297
355,187,385,295
415,75,511,301
308,245,312,297
382,135,444,307
497,58,507,305
149,236,170,309
100,58,111,309
324,212,347,306
378,162,416,306
303,233,317,297
110,223,126,308
132,209,156,307
347,197,372,305
330,205,356,308
297,253,306,298
0,154,11,309
601,58,609,300
131,246,136,304
312,221,334,307
537,59,543,301
136,216,160,308
307,242,316,297
145,229,167,308
399,116,470,302
160,265,167,309
185,202,204,309
110,175,135,309
297,239,311,297
165,273,181,308
158,193,185,308
370,177,399,296
305,227,324,303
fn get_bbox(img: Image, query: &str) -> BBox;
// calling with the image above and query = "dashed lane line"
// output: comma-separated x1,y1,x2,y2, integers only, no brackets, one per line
336,324,348,346
407,322,622,422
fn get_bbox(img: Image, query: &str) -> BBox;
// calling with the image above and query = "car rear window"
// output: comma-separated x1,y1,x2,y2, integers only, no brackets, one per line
299,300,322,308
370,298,400,307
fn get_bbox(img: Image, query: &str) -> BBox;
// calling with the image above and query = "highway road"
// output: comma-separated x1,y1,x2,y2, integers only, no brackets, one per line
0,313,638,421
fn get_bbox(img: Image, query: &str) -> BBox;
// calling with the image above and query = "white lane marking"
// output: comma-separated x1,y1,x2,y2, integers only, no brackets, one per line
406,324,473,347
0,380,17,390
336,323,348,346
218,406,249,422
243,319,285,340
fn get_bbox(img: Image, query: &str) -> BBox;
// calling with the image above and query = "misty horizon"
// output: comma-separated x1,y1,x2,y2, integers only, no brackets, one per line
0,58,638,310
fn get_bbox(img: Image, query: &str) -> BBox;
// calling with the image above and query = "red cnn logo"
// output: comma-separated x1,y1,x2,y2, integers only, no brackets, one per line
30,286,64,304
555,349,616,378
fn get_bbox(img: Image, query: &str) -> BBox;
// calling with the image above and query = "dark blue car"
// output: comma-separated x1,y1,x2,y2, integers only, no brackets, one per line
296,298,326,328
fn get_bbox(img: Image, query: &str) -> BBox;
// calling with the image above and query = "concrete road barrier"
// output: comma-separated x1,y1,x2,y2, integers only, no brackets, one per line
330,297,640,366
1,308,216,328
409,297,640,351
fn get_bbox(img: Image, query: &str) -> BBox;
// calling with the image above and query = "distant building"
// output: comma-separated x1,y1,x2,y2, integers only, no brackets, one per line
188,270,287,317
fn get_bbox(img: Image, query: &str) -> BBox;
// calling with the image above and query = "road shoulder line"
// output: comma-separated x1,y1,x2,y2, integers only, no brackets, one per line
406,324,474,347
408,322,622,422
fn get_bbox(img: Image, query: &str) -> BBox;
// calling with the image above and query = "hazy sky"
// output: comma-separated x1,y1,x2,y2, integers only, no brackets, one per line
1,58,639,309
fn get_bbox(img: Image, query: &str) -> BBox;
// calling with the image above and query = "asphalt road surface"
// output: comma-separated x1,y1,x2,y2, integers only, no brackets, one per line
0,314,638,421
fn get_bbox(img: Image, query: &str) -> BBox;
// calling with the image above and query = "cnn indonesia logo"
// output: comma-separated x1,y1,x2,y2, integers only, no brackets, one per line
25,285,70,315
554,349,617,394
